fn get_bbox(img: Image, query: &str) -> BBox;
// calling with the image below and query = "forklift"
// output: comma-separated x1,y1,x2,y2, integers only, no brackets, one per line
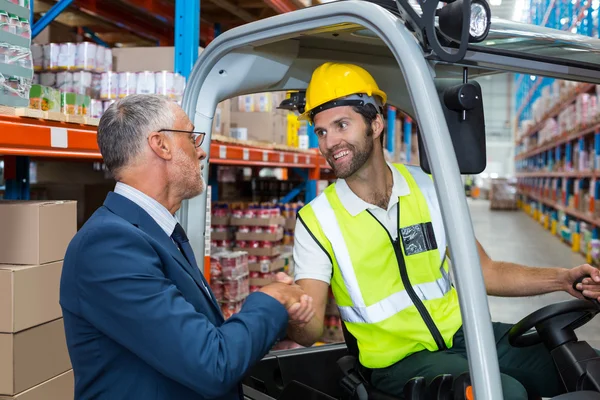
178,0,600,398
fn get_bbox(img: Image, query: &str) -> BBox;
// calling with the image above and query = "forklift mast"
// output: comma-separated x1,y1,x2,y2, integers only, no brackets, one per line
178,1,600,398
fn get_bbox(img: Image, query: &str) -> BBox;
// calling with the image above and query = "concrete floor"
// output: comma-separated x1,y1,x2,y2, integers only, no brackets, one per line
468,199,600,349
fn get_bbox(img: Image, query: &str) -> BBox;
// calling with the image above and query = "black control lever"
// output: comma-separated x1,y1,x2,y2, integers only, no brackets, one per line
573,275,600,307
453,373,472,400
403,376,427,400
427,374,454,400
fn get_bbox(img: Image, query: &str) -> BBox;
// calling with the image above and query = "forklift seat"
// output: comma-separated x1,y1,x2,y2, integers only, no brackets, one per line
337,322,401,400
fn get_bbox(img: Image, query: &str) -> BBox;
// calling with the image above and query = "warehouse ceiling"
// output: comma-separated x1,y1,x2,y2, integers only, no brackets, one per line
35,0,313,47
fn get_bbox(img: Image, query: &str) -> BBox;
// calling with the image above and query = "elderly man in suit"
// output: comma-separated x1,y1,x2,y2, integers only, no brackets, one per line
60,94,314,400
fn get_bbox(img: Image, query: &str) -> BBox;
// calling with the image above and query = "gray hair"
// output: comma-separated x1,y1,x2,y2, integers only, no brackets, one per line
97,94,175,175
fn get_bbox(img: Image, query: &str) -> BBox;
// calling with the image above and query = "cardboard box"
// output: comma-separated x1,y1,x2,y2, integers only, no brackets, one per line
211,216,230,226
249,278,274,287
230,112,287,144
230,216,285,227
210,231,234,241
212,99,231,137
0,370,74,400
235,230,284,242
284,217,296,231
0,201,77,265
249,257,285,273
234,246,281,257
0,319,72,395
0,262,63,333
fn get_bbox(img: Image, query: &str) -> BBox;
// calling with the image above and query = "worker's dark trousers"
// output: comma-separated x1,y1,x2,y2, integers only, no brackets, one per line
370,322,565,399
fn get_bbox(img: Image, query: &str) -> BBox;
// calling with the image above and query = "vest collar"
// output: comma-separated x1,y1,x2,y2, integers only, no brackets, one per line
334,162,411,217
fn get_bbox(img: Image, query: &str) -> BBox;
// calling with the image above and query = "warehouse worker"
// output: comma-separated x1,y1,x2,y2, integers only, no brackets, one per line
288,62,600,399
60,94,314,400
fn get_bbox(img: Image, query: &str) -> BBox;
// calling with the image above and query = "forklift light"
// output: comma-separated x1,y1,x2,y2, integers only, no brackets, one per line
438,0,491,43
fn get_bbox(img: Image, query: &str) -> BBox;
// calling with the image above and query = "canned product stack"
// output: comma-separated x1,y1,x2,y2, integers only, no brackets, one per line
211,203,288,274
322,288,343,343
0,0,33,107
209,251,250,319
32,42,186,119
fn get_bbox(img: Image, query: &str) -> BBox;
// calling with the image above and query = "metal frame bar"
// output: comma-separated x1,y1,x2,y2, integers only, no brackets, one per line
386,106,396,154
180,3,503,397
174,0,200,78
82,27,110,48
404,116,412,163
32,0,75,38
280,181,306,203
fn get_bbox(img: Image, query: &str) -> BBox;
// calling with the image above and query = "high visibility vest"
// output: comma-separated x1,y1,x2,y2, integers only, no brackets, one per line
298,164,462,369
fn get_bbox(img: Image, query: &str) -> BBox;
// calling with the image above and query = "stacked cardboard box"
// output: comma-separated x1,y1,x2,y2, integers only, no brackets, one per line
0,200,76,399
490,179,518,210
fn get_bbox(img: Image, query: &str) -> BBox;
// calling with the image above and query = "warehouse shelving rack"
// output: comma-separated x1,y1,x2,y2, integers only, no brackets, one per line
1,0,331,203
512,0,600,261
515,80,600,260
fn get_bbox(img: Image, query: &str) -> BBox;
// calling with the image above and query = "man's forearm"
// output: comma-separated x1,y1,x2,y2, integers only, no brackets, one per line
286,316,324,347
484,260,569,297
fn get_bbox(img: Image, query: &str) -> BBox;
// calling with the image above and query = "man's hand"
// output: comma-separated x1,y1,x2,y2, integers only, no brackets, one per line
563,264,600,300
274,272,314,327
259,273,315,326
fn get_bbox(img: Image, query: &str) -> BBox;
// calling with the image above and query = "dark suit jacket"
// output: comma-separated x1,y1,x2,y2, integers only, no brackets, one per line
60,192,288,399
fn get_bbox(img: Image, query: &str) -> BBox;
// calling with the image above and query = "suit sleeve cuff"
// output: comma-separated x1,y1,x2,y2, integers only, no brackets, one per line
242,291,289,340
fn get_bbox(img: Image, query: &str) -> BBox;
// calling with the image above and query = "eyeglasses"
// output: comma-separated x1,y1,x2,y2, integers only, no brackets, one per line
158,129,205,148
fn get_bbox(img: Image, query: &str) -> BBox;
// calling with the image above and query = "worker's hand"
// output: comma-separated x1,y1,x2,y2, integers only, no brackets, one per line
272,272,315,326
287,294,314,328
564,264,600,301
259,278,315,325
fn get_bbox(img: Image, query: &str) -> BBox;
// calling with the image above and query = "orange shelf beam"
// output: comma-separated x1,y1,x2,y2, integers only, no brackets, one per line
515,171,600,179
514,122,600,161
518,189,600,227
0,115,329,175
0,115,101,159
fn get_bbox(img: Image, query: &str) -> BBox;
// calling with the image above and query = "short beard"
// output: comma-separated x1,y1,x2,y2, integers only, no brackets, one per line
331,124,374,179
174,148,205,200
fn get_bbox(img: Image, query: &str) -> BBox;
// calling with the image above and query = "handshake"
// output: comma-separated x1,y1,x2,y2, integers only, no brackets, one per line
259,272,315,327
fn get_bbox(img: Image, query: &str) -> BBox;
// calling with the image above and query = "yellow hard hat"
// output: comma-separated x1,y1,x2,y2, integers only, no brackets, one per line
299,62,387,122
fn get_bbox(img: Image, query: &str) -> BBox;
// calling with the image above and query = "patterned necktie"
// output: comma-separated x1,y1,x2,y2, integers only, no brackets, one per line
171,223,210,295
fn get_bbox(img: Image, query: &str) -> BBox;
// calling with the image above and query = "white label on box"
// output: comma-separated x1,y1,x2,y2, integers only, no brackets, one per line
263,151,268,162
305,156,310,164
243,148,250,160
260,261,270,273
279,153,284,163
50,127,68,148
294,154,299,164
219,145,227,158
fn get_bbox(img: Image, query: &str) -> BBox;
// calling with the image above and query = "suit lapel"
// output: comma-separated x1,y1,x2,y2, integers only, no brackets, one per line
103,192,223,319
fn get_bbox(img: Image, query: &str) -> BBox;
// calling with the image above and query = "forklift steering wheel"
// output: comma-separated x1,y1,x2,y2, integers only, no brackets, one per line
509,276,600,348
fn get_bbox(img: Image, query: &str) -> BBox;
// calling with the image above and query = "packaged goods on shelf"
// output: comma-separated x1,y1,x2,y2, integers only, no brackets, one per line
0,42,33,104
28,84,60,112
100,71,118,100
38,42,111,73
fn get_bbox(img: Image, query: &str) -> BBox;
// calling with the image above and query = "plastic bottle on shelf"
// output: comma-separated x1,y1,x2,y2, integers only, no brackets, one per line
58,43,77,71
19,17,29,39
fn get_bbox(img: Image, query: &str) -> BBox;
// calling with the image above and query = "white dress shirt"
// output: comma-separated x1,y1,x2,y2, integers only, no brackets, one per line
114,182,179,237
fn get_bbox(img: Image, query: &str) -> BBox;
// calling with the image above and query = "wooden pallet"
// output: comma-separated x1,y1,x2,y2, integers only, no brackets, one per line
212,134,313,154
0,106,100,126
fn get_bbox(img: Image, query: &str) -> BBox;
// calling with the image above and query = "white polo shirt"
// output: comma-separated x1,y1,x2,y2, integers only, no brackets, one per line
292,162,446,284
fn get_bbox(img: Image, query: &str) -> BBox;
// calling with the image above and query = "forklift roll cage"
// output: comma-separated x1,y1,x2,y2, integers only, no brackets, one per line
178,1,600,398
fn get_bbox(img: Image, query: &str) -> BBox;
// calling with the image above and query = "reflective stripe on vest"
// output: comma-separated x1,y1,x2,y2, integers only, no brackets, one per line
311,166,451,324
405,165,447,262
